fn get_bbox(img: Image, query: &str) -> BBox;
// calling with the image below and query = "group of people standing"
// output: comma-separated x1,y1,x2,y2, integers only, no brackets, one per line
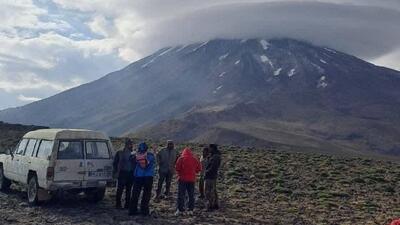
113,139,221,217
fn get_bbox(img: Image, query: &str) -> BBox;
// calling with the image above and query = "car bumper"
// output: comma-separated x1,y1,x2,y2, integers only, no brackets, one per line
47,180,113,191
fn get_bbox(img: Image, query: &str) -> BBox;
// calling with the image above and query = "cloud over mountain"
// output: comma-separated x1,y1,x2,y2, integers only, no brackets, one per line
0,0,399,109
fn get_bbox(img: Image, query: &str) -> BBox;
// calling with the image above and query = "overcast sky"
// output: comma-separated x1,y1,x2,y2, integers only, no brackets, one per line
0,0,399,109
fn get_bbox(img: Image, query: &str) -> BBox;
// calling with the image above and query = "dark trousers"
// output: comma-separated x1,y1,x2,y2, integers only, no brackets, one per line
199,176,205,198
156,171,173,197
116,171,133,207
129,177,153,215
205,179,219,209
177,181,195,212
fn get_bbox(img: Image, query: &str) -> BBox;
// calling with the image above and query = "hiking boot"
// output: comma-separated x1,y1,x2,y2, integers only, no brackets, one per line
174,210,183,216
116,203,122,209
124,204,129,209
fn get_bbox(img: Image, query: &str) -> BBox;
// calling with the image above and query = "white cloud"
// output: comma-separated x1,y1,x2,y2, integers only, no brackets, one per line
86,15,115,37
0,72,76,93
0,0,399,110
18,94,42,102
372,48,400,71
52,0,400,65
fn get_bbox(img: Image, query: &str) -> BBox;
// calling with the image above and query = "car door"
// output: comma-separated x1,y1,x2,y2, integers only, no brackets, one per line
7,139,28,182
84,140,113,186
53,140,86,182
20,139,38,183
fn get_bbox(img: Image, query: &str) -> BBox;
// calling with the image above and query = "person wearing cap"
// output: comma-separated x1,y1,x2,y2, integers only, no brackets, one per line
113,139,135,209
155,140,178,200
174,147,202,216
129,142,156,216
205,144,221,211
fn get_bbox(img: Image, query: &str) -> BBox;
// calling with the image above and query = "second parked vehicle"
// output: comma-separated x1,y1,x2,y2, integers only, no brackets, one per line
0,129,114,205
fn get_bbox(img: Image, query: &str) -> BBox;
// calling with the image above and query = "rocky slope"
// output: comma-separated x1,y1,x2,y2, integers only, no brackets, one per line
0,121,48,153
0,39,400,156
0,140,399,225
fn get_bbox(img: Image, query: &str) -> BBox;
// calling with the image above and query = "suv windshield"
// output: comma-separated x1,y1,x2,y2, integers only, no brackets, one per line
58,141,83,160
86,141,110,159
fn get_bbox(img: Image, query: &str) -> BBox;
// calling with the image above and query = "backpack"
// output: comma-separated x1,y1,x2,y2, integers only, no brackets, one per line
136,152,148,169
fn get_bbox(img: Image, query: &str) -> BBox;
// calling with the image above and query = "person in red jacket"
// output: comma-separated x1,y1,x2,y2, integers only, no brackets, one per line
175,147,202,216
391,219,400,225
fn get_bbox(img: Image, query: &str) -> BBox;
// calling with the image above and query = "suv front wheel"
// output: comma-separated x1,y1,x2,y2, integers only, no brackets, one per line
27,175,40,206
0,166,11,191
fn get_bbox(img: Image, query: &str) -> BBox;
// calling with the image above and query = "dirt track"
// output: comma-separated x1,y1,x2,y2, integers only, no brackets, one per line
0,185,246,225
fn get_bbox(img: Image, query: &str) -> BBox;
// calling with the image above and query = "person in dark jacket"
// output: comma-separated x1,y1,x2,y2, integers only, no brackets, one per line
199,147,209,199
155,140,177,201
113,139,135,209
205,144,221,211
129,142,155,216
175,147,202,216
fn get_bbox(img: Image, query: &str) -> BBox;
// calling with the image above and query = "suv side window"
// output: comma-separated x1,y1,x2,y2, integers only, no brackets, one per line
24,139,37,157
58,141,83,160
37,140,54,159
86,141,110,159
15,139,28,155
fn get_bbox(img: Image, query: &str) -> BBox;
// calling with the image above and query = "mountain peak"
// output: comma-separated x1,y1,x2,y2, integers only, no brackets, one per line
1,38,399,156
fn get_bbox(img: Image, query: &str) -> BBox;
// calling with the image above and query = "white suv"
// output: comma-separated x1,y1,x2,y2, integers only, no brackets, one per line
0,129,114,205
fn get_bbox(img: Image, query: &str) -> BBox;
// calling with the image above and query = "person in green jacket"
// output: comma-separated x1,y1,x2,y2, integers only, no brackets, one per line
205,144,221,211
155,140,178,201
199,147,209,199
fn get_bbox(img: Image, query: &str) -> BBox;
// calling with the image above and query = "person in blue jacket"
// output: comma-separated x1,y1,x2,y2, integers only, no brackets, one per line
129,142,155,216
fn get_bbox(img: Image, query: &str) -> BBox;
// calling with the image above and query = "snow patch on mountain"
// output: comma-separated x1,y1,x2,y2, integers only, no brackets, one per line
235,60,240,65
141,57,156,68
317,76,328,88
142,48,173,68
311,63,325,73
176,45,187,52
288,69,296,77
324,48,337,54
192,41,209,52
274,68,282,76
159,47,173,57
260,55,274,68
218,72,226,77
320,59,327,64
213,85,223,94
219,53,229,61
259,39,271,50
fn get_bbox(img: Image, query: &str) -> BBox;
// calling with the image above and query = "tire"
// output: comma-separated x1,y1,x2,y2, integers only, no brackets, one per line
27,175,40,206
85,187,106,203
0,166,11,191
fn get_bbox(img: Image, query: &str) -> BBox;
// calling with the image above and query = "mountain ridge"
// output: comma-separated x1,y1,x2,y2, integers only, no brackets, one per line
1,38,400,156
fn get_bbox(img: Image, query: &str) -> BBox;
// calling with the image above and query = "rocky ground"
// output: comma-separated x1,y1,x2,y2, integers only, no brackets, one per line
1,143,400,225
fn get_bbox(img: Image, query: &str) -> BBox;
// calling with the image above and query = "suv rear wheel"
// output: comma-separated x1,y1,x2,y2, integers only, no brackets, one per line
85,187,106,202
27,175,40,206
0,166,11,191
